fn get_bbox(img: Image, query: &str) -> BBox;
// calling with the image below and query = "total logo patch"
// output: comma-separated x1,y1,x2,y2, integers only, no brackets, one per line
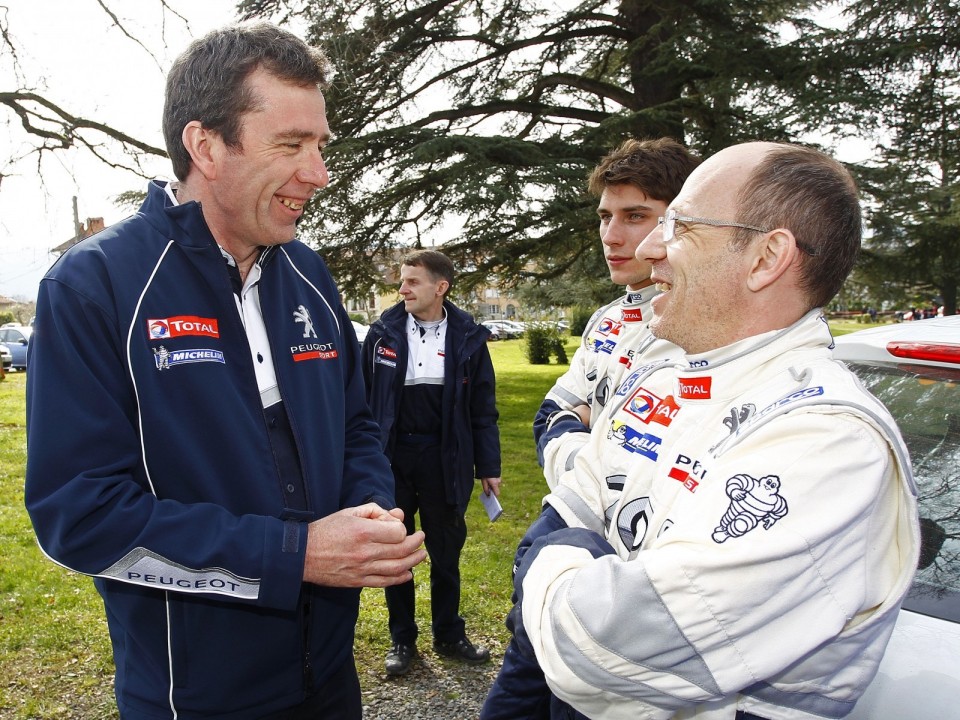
596,318,622,337
678,376,712,399
624,388,680,427
147,316,220,340
621,307,644,323
624,386,662,422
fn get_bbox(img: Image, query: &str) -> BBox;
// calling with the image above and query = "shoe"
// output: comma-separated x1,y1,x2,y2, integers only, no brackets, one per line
385,642,416,676
433,636,490,664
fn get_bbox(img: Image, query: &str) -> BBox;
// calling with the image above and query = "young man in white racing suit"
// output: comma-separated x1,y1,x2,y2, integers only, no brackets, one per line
533,139,700,490
489,142,920,720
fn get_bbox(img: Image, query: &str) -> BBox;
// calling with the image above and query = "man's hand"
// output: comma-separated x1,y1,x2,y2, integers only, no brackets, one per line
303,504,426,588
481,477,502,497
573,403,591,426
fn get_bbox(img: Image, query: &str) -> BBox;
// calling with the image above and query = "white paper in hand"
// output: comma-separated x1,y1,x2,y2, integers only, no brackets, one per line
480,490,503,522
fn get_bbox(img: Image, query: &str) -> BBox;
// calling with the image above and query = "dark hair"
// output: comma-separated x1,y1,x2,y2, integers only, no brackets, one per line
163,22,331,181
403,250,455,296
587,138,701,201
734,144,862,310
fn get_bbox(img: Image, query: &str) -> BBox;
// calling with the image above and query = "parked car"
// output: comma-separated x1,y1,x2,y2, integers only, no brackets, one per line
0,343,11,374
0,325,31,371
497,320,526,337
351,320,369,347
482,321,522,341
832,315,960,718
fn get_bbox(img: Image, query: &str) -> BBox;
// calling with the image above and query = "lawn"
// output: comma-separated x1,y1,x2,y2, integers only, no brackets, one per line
0,338,576,718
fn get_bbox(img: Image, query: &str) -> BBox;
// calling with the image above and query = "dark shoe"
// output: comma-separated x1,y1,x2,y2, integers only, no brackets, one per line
433,636,490,664
385,642,416,676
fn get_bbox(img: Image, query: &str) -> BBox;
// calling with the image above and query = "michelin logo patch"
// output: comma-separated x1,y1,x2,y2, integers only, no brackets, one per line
154,346,225,370
608,420,661,460
712,473,788,543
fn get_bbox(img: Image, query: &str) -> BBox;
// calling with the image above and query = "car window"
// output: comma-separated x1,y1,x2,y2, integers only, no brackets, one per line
846,360,960,623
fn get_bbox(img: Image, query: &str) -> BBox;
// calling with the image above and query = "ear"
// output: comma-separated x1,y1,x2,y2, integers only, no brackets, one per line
436,279,450,297
745,229,799,293
181,121,219,181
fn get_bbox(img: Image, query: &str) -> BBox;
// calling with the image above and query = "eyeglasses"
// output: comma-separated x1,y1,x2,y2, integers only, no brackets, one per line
657,209,818,256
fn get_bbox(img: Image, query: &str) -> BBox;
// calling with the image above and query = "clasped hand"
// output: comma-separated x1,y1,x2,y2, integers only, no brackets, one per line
303,504,426,588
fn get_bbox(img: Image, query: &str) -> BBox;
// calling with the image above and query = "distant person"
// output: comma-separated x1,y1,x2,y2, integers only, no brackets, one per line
362,249,502,676
24,23,425,719
487,142,919,719
533,138,700,489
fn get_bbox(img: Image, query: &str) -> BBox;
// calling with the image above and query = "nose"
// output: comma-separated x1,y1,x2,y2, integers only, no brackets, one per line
601,218,624,247
636,223,665,264
297,147,329,190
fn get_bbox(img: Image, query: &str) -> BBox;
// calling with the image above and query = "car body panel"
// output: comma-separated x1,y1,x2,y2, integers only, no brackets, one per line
832,316,960,718
0,343,11,372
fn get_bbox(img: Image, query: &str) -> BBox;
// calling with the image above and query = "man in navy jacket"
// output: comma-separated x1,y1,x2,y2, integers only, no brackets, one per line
362,249,502,676
24,23,425,720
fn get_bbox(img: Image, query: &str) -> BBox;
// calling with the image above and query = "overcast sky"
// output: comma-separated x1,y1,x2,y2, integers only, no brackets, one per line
0,0,241,300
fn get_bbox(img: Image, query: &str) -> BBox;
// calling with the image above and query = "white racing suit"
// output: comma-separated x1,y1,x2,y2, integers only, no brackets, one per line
517,311,920,720
535,288,676,488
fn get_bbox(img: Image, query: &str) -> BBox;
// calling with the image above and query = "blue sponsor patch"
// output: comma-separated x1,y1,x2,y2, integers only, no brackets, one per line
620,426,661,460
597,338,617,355
154,346,225,371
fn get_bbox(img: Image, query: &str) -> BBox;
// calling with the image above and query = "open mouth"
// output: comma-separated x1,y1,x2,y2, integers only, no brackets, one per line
655,282,671,293
278,197,305,211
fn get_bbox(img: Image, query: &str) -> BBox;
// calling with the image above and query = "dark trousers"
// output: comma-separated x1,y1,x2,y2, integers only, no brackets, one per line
386,437,467,645
258,655,361,719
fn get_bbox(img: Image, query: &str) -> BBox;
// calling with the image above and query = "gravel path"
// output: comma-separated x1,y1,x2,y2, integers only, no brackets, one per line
360,644,504,719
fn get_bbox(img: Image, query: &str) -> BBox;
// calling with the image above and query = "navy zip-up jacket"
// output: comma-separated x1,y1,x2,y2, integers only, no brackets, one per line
361,301,501,513
24,181,394,719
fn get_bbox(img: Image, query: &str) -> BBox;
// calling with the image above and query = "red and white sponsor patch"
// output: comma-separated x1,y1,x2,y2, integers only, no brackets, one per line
621,307,644,323
650,395,680,426
678,376,711,399
668,466,700,493
378,346,398,360
147,316,219,339
291,342,338,362
596,318,623,336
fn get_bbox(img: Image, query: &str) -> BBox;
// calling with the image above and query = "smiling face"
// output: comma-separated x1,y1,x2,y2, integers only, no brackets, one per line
636,145,764,354
598,185,667,290
198,68,330,259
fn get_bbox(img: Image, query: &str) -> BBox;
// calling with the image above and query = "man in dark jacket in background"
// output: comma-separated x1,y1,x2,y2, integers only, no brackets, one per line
362,249,502,676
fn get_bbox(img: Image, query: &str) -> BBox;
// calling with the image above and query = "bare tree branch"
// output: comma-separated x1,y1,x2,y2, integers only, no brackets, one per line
92,0,164,71
0,91,167,157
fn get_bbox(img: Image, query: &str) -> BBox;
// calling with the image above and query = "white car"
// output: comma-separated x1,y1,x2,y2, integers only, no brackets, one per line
832,316,960,718
351,320,369,346
0,343,11,374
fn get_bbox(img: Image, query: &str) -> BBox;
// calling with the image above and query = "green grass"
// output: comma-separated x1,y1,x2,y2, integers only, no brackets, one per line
827,318,892,336
0,338,577,717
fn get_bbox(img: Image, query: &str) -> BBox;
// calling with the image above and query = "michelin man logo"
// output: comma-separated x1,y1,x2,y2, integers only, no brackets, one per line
712,473,788,543
154,345,170,371
293,305,317,338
